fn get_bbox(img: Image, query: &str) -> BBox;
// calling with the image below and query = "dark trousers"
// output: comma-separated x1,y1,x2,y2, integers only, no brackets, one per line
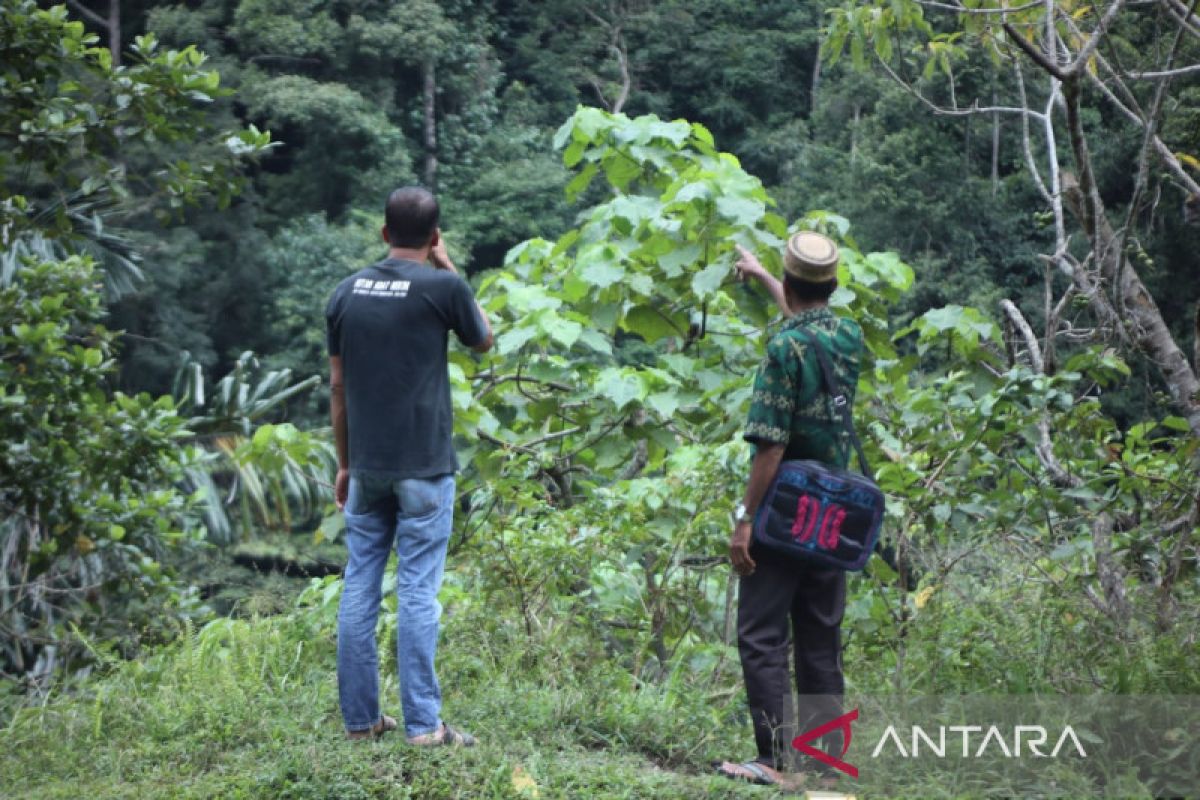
737,548,846,769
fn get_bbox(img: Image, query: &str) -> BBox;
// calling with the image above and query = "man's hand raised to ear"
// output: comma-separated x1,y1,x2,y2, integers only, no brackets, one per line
429,234,457,274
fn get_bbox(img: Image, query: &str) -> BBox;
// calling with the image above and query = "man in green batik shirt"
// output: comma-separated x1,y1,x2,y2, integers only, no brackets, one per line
715,232,863,789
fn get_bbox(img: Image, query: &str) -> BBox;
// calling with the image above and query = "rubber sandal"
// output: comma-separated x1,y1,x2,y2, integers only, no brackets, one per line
713,760,779,786
346,714,397,741
407,722,476,748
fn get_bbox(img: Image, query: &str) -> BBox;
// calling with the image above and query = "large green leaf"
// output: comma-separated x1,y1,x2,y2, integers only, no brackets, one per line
715,195,765,227
621,305,685,342
658,243,702,277
542,316,583,349
691,260,727,297
578,247,626,289
594,368,646,410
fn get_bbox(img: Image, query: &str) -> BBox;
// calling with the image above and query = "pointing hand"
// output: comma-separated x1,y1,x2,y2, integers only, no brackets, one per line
734,245,767,284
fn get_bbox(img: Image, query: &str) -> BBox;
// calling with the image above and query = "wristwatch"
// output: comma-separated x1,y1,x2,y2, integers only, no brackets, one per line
733,503,753,525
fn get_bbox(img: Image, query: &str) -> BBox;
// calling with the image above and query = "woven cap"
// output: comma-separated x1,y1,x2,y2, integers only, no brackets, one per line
783,231,839,283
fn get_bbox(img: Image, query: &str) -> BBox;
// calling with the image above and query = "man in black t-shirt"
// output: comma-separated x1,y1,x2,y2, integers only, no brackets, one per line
326,187,492,746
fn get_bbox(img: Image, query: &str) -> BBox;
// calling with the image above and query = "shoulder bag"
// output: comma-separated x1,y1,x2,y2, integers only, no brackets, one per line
751,329,884,571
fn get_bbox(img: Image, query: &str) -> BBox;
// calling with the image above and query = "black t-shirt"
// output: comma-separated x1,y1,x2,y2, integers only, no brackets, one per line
325,258,488,479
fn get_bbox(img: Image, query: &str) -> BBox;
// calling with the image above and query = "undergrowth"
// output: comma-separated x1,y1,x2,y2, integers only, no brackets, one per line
0,599,782,800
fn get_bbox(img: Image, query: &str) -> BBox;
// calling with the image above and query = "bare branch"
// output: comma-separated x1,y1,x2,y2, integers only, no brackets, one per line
1162,495,1199,534
1063,0,1128,77
1112,0,1192,317
1047,283,1078,337
873,52,1042,117
66,0,106,28
582,6,632,114
609,36,631,114
916,0,1045,12
1013,60,1052,202
583,6,614,30
1153,139,1200,197
1000,299,1045,372
587,76,613,112
1126,63,1200,79
474,372,572,401
1063,14,1200,197
1000,298,1082,491
1034,74,1071,279
1002,22,1068,79
1164,0,1200,33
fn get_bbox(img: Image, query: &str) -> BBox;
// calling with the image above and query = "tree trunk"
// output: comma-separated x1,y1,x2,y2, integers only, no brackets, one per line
1061,81,1200,434
67,0,120,66
1194,303,1200,376
108,0,120,67
991,91,1000,196
850,103,860,167
963,113,972,174
422,60,437,190
811,48,823,114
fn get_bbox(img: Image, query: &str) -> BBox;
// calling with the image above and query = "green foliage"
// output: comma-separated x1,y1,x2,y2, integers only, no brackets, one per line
177,351,334,544
0,610,775,799
3,4,1199,793
0,1,270,242
231,0,342,59
241,74,411,220
0,1,295,684
452,108,916,525
258,213,382,415
848,317,1200,695
0,256,200,679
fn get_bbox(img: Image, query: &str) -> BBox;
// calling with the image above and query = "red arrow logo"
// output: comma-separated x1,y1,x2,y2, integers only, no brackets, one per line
791,707,859,778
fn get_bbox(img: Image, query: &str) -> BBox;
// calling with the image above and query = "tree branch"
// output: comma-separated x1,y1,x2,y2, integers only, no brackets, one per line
1000,298,1045,372
586,76,613,112
1013,60,1052,202
1111,0,1192,317
609,37,631,114
916,0,1045,12
1126,63,1200,79
1000,299,1082,490
1064,15,1200,197
66,0,106,28
873,52,1043,117
1063,0,1128,77
1164,0,1200,36
1002,22,1068,79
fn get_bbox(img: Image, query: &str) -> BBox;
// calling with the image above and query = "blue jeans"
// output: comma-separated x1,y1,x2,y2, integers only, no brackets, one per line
337,472,455,737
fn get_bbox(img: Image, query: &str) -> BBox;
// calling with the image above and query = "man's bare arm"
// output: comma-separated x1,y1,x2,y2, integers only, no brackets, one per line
329,355,350,510
741,442,787,516
729,442,787,576
735,245,790,317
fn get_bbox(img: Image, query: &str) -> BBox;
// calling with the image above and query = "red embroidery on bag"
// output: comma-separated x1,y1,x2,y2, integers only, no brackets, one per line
819,505,846,549
791,495,817,542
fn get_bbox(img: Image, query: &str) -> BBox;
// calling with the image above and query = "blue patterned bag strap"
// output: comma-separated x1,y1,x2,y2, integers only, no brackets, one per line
795,328,873,479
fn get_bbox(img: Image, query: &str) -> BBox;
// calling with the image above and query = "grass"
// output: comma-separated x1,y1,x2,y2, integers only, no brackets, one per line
4,541,1195,799
0,600,819,799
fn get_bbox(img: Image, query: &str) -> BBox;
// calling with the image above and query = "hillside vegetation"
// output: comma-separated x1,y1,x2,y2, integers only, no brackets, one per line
2,2,1198,798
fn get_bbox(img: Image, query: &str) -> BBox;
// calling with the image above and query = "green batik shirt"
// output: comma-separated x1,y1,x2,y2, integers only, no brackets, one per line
743,307,864,468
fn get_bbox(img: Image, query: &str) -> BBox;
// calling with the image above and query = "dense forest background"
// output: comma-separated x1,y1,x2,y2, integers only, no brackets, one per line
64,0,1200,421
2,0,1199,797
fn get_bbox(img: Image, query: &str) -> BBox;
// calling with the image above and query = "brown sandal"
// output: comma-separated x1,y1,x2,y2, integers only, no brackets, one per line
346,714,397,741
713,760,780,786
407,722,476,747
